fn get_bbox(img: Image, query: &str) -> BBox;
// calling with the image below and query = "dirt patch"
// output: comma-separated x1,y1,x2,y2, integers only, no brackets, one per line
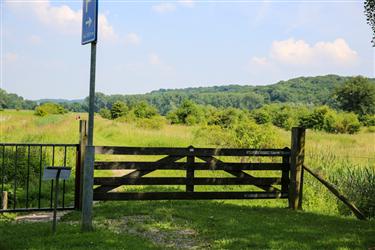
15,211,71,223
96,215,209,249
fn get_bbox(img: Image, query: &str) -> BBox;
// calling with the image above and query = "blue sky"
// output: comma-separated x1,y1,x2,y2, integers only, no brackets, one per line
1,0,374,100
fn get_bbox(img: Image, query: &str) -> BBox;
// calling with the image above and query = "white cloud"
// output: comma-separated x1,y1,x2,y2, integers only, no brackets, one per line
152,3,176,13
179,0,195,8
125,33,141,45
270,38,358,66
6,0,117,41
29,35,42,45
3,52,19,64
250,56,268,66
149,53,162,65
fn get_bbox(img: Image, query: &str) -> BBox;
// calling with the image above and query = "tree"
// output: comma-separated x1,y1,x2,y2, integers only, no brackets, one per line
133,101,158,118
110,101,128,119
99,108,111,119
365,0,375,46
335,76,375,115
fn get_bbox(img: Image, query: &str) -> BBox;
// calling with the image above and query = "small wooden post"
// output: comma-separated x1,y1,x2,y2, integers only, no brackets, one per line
186,146,195,192
281,147,290,195
1,191,8,210
289,127,305,210
75,120,87,210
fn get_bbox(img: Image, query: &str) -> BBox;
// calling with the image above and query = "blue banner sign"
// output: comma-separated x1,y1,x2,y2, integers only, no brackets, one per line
81,0,98,45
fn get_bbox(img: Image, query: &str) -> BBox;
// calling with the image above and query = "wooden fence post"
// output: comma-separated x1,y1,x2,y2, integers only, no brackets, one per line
1,191,7,210
289,127,305,210
186,146,195,192
75,120,87,210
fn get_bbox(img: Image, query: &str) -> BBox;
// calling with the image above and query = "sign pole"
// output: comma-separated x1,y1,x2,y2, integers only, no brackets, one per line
52,169,61,234
81,0,98,232
82,42,96,231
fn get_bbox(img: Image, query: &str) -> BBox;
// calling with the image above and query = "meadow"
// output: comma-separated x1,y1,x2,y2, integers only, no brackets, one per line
0,110,374,249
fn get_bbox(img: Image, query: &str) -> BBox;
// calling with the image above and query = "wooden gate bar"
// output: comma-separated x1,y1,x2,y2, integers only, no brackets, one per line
95,146,290,157
94,155,184,193
94,161,286,171
94,191,288,201
197,156,281,192
94,177,282,186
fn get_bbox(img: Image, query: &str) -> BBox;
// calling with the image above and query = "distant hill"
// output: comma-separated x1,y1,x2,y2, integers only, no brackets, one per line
35,99,84,104
1,75,374,113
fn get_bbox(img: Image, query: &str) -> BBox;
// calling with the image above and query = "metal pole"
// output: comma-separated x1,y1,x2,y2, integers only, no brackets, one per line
52,169,61,234
81,42,96,231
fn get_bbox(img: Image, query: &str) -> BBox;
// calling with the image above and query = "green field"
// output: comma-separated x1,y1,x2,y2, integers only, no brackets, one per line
1,110,374,249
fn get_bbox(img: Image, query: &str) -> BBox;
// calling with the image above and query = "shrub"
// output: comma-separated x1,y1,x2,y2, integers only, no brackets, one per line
133,101,158,119
34,103,67,116
99,108,111,119
135,116,166,130
167,100,205,125
359,114,375,126
251,109,271,124
111,101,128,119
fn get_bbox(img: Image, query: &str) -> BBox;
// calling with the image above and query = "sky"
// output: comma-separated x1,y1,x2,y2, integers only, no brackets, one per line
1,0,374,100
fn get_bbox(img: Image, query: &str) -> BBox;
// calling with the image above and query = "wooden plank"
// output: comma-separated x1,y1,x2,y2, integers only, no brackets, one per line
94,155,183,193
94,161,286,171
281,147,290,194
289,127,305,210
94,177,282,186
95,146,290,157
93,191,288,201
186,154,194,192
198,156,281,192
303,165,366,220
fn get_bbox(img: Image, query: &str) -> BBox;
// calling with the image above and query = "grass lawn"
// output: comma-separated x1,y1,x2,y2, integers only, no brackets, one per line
1,200,375,249
1,110,375,249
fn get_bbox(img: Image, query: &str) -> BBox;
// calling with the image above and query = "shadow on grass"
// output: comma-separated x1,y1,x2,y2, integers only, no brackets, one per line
63,196,375,249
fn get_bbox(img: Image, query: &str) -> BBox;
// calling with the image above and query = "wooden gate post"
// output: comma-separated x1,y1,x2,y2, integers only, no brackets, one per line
1,191,8,210
289,127,305,210
75,120,88,210
186,146,195,192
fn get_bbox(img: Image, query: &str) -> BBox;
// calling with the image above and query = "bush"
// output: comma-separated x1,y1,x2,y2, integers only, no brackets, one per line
251,109,271,124
34,103,67,116
99,108,111,119
299,106,361,134
133,101,158,119
359,114,375,126
111,101,128,119
167,100,205,125
135,116,166,130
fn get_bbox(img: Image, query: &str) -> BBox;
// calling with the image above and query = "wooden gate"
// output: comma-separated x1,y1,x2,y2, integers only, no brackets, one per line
92,141,302,203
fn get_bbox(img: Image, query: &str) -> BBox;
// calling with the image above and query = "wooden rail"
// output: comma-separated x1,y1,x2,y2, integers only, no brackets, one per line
93,145,291,201
303,165,366,220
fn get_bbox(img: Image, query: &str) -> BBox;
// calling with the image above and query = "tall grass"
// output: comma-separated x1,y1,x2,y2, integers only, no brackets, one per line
1,110,374,218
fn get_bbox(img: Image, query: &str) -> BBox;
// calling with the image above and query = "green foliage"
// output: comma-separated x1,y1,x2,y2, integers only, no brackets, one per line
195,120,278,148
167,100,205,125
135,116,166,130
300,106,361,134
133,101,158,118
0,88,37,110
99,108,111,119
364,0,375,46
335,76,375,115
332,166,375,219
251,109,271,124
34,102,67,116
359,114,375,126
111,101,128,119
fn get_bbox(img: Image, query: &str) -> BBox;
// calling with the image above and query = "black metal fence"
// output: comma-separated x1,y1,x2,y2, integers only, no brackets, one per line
0,143,79,212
